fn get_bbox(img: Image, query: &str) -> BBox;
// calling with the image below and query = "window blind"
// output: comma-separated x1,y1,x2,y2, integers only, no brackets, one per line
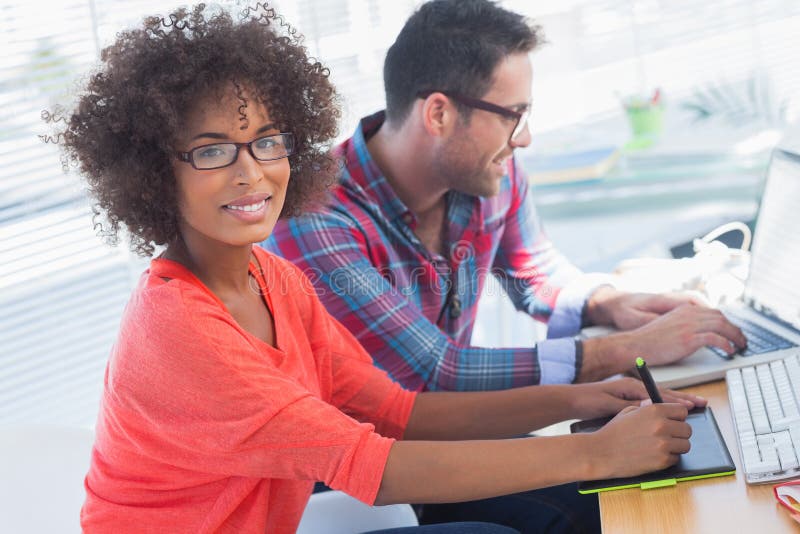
1,0,799,427
0,1,202,428
277,0,418,137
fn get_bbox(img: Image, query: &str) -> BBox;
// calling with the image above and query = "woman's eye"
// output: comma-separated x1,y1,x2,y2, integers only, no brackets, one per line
196,145,226,159
255,137,278,150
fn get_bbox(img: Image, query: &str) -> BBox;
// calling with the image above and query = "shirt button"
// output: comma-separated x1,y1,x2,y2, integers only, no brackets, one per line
449,296,462,319
402,213,413,225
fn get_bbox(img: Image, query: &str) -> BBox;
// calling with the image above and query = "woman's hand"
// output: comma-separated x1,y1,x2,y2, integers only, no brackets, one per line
570,377,707,421
588,403,692,479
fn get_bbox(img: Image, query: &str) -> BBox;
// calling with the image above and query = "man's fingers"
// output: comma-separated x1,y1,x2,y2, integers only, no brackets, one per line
685,309,747,348
632,311,660,325
647,293,697,313
681,290,710,307
651,293,702,313
697,318,747,348
698,332,737,355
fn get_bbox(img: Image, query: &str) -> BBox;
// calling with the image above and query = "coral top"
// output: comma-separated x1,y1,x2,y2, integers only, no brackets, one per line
81,247,416,533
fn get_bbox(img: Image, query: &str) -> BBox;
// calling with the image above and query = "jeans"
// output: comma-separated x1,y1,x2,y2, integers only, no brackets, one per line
366,523,519,533
419,484,600,534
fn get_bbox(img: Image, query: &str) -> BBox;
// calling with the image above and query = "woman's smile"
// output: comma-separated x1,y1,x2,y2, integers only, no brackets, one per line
222,192,273,222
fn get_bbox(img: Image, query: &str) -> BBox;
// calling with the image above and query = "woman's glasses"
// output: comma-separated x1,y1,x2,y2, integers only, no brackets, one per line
176,132,295,170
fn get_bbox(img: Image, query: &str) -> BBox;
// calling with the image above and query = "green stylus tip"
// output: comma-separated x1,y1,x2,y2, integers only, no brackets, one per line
635,357,645,367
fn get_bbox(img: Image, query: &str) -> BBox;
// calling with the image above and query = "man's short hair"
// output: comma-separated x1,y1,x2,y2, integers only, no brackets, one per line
383,0,543,124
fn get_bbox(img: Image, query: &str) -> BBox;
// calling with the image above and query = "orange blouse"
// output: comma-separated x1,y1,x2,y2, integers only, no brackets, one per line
81,247,416,533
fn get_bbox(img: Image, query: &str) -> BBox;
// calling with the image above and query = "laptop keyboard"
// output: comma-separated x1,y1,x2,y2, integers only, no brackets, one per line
726,352,800,483
709,310,797,360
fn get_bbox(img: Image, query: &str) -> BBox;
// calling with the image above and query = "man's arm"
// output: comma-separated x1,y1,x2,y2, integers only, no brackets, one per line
265,212,583,389
494,160,747,381
577,301,748,381
492,160,584,326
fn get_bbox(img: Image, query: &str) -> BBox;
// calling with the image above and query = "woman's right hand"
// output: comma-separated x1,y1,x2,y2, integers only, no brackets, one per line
589,403,692,479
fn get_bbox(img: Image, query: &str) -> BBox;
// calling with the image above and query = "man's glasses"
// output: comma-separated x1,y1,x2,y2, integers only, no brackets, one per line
176,132,295,170
417,90,530,142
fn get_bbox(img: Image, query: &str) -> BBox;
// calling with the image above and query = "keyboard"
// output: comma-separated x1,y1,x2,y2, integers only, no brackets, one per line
726,351,800,483
709,310,796,359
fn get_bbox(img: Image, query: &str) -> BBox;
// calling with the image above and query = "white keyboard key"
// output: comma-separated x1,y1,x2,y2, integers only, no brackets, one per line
790,424,800,447
785,355,800,396
773,361,799,418
752,411,771,435
745,457,780,475
757,365,784,428
752,436,781,473
775,431,799,469
779,447,799,470
757,434,774,448
769,416,800,432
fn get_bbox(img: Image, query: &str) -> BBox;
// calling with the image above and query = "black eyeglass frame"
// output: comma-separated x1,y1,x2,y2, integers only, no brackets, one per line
176,132,296,170
416,90,529,142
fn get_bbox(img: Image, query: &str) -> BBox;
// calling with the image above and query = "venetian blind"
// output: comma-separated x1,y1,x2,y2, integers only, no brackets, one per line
2,0,799,426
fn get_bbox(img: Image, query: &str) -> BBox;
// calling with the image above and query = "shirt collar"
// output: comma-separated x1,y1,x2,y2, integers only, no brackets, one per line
342,111,417,226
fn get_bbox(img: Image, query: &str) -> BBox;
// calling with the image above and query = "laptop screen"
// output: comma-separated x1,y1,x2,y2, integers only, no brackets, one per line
745,149,800,330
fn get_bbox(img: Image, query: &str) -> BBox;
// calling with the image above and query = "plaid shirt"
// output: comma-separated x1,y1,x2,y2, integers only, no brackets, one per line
266,111,592,391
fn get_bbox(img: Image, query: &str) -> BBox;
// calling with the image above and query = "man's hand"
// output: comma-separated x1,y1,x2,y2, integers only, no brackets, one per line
569,377,707,421
586,287,702,330
579,303,747,382
619,303,747,365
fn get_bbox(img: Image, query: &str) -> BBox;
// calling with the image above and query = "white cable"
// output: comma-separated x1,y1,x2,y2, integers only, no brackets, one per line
694,221,752,252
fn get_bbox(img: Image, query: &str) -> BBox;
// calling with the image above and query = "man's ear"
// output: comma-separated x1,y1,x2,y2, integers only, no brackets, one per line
418,92,457,138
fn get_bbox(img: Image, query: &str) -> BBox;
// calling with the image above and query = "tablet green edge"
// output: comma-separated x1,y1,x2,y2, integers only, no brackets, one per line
577,470,736,495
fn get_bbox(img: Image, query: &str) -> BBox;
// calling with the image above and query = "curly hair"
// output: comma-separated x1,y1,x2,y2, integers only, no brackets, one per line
48,2,340,256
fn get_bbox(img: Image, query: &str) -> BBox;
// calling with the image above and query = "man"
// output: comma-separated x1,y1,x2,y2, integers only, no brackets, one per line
266,0,746,392
266,1,745,531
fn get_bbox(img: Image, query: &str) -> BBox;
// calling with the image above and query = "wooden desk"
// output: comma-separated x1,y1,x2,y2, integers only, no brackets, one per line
599,380,796,533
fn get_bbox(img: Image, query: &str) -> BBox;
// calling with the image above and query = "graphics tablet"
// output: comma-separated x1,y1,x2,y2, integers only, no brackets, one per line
570,407,735,493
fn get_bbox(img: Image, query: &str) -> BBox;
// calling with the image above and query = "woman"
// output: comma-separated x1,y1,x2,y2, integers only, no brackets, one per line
51,4,703,533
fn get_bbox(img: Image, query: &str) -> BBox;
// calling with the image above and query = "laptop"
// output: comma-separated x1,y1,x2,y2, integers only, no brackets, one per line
584,147,800,388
